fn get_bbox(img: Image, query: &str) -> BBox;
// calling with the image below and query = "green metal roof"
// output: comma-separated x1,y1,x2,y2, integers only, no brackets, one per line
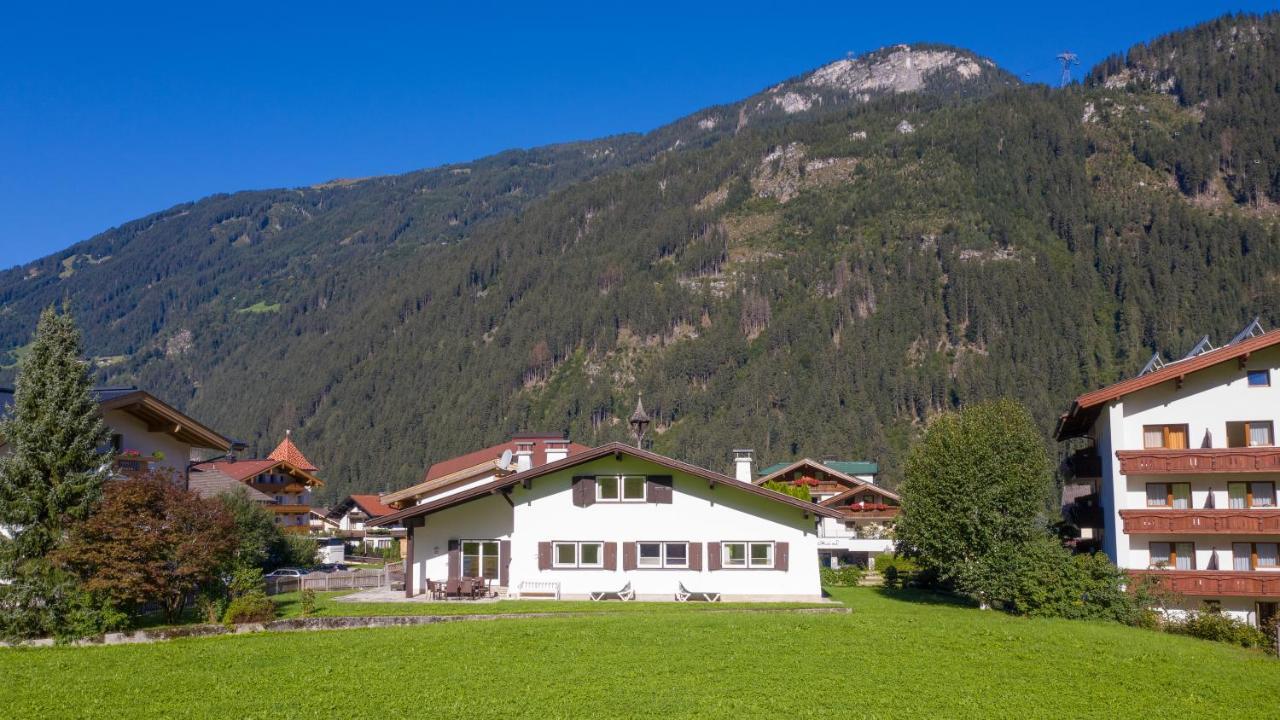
757,459,879,477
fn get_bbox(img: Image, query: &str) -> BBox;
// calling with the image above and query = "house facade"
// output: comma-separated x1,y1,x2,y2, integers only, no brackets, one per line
371,442,835,601
326,494,407,555
752,455,898,568
0,386,232,484
1057,323,1280,629
190,432,323,533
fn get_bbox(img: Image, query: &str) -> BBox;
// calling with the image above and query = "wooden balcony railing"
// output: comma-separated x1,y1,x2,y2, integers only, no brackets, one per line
1117,447,1280,475
1128,569,1280,598
268,503,312,514
1121,509,1280,534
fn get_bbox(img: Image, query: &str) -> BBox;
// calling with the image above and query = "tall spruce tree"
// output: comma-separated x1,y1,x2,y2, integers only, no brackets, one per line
0,304,114,639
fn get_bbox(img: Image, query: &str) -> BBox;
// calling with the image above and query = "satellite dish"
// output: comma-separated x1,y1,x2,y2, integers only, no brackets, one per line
499,449,513,469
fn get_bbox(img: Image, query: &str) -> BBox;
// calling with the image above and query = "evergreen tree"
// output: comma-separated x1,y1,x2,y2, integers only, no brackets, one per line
0,304,113,640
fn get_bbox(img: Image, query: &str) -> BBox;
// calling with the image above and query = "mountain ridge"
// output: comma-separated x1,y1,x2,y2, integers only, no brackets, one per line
1,13,1278,501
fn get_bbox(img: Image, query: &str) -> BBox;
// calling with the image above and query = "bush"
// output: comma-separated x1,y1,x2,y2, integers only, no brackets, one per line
223,592,275,626
277,534,319,569
819,565,864,587
762,480,811,503
882,566,900,588
874,553,918,574
195,590,227,625
228,566,266,599
1170,610,1271,649
300,589,317,618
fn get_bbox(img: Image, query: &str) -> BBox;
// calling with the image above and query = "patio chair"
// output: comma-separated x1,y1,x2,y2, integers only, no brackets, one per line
676,581,720,602
589,581,634,601
427,579,445,600
445,578,462,599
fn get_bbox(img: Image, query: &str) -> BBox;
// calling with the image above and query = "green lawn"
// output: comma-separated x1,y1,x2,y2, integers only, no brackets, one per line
271,590,829,618
3,587,1278,719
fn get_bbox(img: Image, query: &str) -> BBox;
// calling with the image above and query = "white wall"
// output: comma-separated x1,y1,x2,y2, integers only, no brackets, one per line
409,454,822,600
105,410,194,478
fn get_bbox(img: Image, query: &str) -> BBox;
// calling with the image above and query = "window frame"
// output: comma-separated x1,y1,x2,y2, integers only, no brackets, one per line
1143,424,1189,450
551,541,605,569
1247,369,1271,387
635,541,689,569
461,539,501,579
1145,482,1191,509
1226,420,1275,448
595,475,647,503
1233,542,1280,571
721,541,775,570
1149,541,1195,570
1228,481,1277,508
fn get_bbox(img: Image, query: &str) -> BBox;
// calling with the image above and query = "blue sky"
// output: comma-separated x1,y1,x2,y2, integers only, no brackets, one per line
0,1,1274,267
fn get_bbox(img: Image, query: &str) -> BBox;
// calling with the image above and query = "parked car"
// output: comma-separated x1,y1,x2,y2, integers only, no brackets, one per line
315,563,350,574
264,568,307,578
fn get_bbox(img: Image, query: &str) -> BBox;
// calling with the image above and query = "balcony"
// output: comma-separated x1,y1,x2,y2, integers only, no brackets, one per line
1117,447,1280,475
1063,448,1102,480
836,505,901,521
1121,509,1280,534
1128,569,1280,598
268,503,312,514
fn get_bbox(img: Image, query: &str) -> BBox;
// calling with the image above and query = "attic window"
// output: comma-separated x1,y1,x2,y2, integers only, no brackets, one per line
1248,370,1270,387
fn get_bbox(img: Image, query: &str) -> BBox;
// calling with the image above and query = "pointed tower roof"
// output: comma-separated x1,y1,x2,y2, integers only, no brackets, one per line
268,430,318,472
629,396,650,424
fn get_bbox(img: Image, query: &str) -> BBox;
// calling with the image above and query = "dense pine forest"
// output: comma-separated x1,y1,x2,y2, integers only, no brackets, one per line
0,13,1277,501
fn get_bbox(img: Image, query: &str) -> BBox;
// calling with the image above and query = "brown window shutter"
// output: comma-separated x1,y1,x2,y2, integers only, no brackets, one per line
647,475,673,504
707,542,721,571
623,542,637,571
604,542,617,571
447,539,461,580
537,541,552,570
572,476,596,506
689,542,702,571
776,542,789,571
499,540,512,587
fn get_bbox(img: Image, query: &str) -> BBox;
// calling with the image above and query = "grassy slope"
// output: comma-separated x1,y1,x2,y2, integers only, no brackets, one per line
3,588,1279,719
269,591,827,617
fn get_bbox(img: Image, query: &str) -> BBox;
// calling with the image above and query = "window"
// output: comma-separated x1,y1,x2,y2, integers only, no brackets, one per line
1227,421,1274,448
1150,542,1195,570
722,542,774,569
596,476,647,502
637,542,687,569
552,542,603,569
1143,424,1189,449
1233,542,1279,570
1248,370,1271,387
462,540,500,579
1146,483,1190,509
110,434,123,453
1228,482,1276,508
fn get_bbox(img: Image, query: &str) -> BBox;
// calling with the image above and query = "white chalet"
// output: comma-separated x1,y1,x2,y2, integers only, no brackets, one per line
370,442,838,601
1057,322,1280,628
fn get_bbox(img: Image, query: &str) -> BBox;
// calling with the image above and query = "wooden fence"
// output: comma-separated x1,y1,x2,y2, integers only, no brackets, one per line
265,569,390,596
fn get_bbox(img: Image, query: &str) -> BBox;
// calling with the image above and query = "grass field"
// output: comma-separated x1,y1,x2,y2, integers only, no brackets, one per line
3,587,1279,719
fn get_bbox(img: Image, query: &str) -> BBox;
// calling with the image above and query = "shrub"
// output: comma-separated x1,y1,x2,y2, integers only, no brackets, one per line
874,553,918,574
196,590,227,625
762,480,811,503
278,534,319,569
300,589,317,618
882,566,900,588
228,566,266,599
223,592,275,626
819,565,864,587
1170,611,1271,649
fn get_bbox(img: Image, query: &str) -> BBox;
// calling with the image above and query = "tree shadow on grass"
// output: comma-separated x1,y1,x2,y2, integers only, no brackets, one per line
872,586,976,609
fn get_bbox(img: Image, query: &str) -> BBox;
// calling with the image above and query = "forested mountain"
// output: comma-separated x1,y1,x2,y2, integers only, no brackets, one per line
2,13,1278,501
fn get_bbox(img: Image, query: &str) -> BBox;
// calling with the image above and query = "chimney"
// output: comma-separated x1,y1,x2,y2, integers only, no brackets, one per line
545,439,570,464
514,441,534,472
733,449,754,483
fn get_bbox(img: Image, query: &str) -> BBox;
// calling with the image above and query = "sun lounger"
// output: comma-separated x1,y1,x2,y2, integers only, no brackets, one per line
676,581,720,602
589,581,635,601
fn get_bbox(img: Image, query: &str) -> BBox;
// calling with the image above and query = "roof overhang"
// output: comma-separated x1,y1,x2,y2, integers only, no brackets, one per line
98,390,231,451
1055,329,1280,441
381,459,509,508
369,442,841,527
753,458,882,492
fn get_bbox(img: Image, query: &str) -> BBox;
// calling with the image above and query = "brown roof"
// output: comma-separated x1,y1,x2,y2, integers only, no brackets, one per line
188,469,274,502
343,494,397,518
369,442,841,527
1056,329,1280,440
820,484,901,507
754,458,878,492
192,457,324,487
268,433,318,471
420,436,589,483
96,389,231,451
